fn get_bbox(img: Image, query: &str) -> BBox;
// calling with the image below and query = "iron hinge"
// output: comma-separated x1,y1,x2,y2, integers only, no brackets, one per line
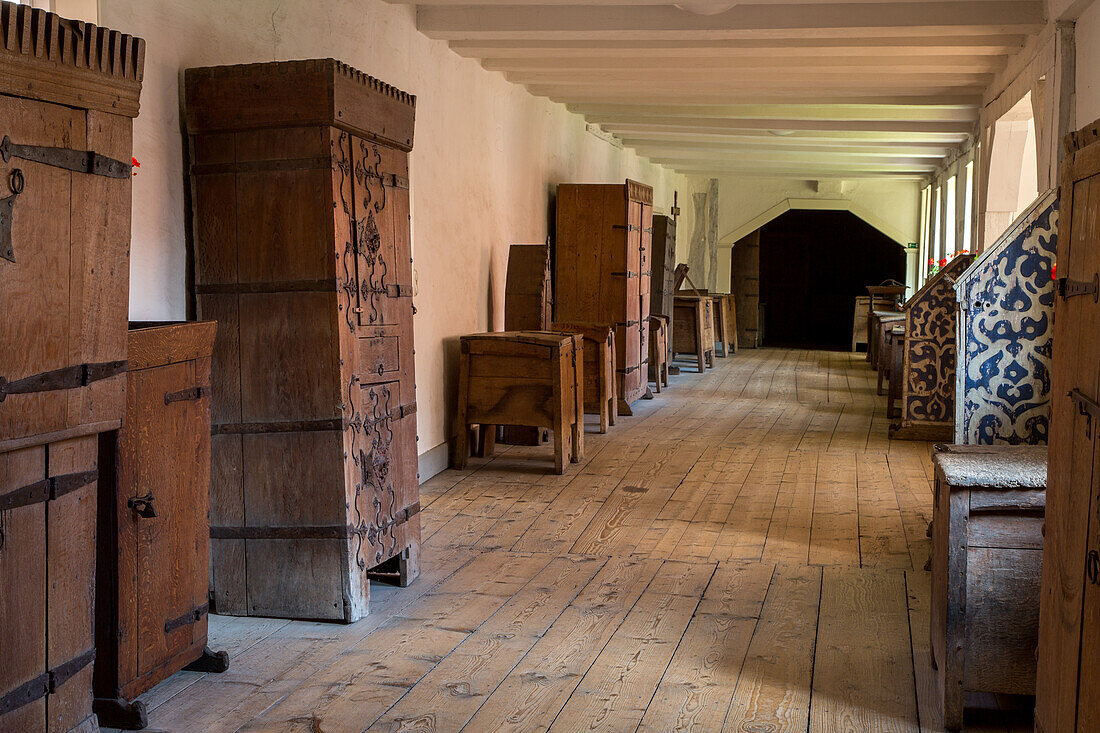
164,602,209,634
165,386,206,405
0,469,97,512
1057,274,1099,302
1,135,130,178
0,360,127,402
1069,388,1100,437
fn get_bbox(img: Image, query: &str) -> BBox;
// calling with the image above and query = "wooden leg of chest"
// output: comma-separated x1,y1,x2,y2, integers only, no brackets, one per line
454,350,471,470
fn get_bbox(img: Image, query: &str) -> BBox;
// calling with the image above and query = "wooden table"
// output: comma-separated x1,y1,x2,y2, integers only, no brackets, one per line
552,322,617,434
672,295,715,373
456,332,584,474
931,445,1046,730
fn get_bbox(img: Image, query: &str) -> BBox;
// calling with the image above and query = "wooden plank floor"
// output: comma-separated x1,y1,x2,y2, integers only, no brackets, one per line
114,349,1033,733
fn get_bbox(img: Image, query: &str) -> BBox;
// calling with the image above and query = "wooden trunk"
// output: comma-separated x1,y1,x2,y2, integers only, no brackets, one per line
555,180,653,413
93,323,226,729
730,231,760,348
672,295,715,373
890,256,973,442
1036,117,1100,733
455,332,583,475
0,5,144,731
931,445,1046,730
184,59,420,623
552,323,617,434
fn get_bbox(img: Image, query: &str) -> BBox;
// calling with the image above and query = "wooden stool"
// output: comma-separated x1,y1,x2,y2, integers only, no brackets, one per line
673,295,715,373
711,294,735,357
456,332,583,474
647,315,669,392
552,322,617,433
931,445,1046,730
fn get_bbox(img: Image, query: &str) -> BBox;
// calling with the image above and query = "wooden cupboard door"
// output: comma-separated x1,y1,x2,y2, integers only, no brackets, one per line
123,361,209,681
352,380,417,569
0,445,47,732
0,96,83,441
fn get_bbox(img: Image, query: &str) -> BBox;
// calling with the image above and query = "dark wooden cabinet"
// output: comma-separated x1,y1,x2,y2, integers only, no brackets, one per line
94,323,226,729
730,232,760,348
1037,117,1100,733
555,180,653,413
0,5,144,731
184,59,420,622
650,215,676,321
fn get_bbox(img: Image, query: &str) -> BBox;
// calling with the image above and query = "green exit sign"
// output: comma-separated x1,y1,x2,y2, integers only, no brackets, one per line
906,242,918,249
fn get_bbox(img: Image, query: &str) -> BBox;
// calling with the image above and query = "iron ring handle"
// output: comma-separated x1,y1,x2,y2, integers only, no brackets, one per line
9,168,23,195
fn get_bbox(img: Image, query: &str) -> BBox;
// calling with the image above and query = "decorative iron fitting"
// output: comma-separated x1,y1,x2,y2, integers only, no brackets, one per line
0,168,21,263
164,603,209,634
0,470,97,512
1,136,130,178
1057,274,1099,302
0,648,93,716
1070,388,1100,437
0,360,127,402
165,386,206,404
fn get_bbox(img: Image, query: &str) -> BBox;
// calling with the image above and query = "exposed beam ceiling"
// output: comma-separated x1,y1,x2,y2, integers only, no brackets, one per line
400,0,1046,178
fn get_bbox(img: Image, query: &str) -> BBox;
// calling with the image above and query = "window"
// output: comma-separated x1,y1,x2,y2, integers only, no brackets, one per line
944,176,957,257
918,185,930,285
963,161,974,253
933,186,942,271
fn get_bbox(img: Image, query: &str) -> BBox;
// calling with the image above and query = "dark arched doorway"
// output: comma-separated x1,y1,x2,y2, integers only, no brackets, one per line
759,210,906,350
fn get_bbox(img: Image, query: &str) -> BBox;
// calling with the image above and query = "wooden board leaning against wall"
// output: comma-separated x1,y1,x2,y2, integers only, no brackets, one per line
1036,117,1100,733
185,59,420,623
0,2,145,730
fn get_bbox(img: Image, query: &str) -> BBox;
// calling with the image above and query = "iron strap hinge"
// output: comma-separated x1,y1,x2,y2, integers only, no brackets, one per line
165,386,207,405
0,648,94,716
0,360,127,402
1057,274,1099,302
617,364,641,375
164,602,209,634
1069,388,1100,437
0,470,98,511
613,320,640,328
611,224,640,232
361,501,422,544
1,136,130,179
611,271,638,278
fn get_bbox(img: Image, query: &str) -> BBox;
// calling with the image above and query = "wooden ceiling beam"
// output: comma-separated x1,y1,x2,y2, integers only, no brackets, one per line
485,54,1007,73
586,115,974,134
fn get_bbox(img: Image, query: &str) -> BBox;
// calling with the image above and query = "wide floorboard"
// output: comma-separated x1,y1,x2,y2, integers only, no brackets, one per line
113,349,1033,732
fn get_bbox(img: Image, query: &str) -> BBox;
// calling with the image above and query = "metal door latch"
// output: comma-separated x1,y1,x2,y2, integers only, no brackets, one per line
127,493,157,519
1087,549,1100,585
1069,388,1100,438
1,135,131,179
1057,274,1099,302
0,168,23,263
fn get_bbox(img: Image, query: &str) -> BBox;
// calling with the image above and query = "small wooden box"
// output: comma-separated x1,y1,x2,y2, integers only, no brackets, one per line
552,322,617,434
672,295,714,373
456,332,583,474
931,445,1046,730
93,322,226,729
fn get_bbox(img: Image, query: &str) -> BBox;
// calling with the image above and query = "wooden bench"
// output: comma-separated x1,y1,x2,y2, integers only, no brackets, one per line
886,326,905,419
647,315,669,393
869,309,904,371
930,444,1046,730
672,295,715,373
865,283,907,361
456,332,584,474
552,322,617,433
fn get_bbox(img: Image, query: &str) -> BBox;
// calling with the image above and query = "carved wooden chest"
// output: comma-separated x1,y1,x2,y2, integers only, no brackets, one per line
185,59,420,622
94,323,226,729
555,181,653,414
0,4,144,731
672,295,714,373
455,332,583,475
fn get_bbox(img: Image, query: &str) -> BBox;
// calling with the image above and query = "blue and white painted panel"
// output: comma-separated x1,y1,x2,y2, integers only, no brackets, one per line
954,190,1057,445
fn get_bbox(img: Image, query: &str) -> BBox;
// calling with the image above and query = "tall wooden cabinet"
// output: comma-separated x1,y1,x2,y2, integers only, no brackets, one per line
650,215,676,321
555,180,653,412
0,4,144,731
1036,118,1100,732
184,59,420,623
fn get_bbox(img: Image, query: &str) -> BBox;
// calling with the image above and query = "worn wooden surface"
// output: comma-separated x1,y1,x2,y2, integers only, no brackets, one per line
110,349,1032,733
186,60,420,622
1036,117,1100,733
650,215,676,324
555,181,653,409
730,231,760,348
552,322,617,434
673,295,715,373
94,323,218,716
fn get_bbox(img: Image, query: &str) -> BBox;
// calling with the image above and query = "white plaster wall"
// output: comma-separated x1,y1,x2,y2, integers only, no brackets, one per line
1077,0,1100,126
713,177,921,245
98,0,692,474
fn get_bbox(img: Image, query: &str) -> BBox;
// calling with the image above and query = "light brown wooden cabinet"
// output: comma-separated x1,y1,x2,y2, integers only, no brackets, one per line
94,323,226,729
185,59,420,623
0,4,144,730
555,180,653,413
1036,118,1100,733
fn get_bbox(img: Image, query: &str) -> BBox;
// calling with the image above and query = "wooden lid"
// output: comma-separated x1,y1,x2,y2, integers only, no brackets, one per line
0,2,145,117
933,444,1047,489
184,58,416,151
461,331,575,348
127,321,218,370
